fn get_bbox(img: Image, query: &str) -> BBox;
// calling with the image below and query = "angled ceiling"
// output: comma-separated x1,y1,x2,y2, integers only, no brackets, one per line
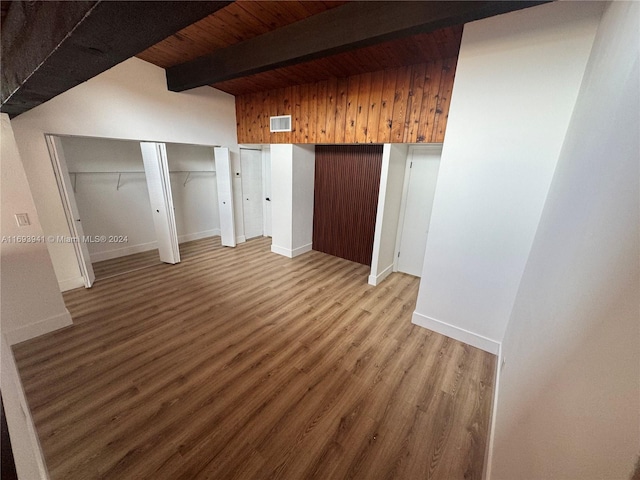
138,1,548,96
1,1,549,116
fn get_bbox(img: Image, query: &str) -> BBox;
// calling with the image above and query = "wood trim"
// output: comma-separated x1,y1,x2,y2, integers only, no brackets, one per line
166,1,548,92
236,60,457,144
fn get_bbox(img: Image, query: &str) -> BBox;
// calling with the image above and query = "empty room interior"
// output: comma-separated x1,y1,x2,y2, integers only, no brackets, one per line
1,1,638,479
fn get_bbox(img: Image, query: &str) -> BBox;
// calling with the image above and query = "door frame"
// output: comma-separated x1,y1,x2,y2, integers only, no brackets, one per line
261,146,272,237
239,147,264,240
393,144,444,272
45,134,96,288
140,142,181,264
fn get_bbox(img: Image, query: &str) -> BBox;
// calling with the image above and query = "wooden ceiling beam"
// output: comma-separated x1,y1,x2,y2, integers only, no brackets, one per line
1,1,231,117
167,0,548,92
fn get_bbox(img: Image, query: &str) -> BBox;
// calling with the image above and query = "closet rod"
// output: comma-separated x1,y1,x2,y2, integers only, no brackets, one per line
68,170,216,191
68,170,216,174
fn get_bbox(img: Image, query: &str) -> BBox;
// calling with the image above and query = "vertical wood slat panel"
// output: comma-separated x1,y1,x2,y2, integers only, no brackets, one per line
308,82,318,143
344,75,359,143
316,80,328,143
236,58,457,144
390,66,411,143
355,72,372,142
378,68,397,143
325,77,338,143
416,59,442,143
334,77,349,143
366,70,384,144
313,145,383,266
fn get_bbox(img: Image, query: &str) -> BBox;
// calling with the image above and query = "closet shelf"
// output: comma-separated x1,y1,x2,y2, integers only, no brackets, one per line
68,170,216,191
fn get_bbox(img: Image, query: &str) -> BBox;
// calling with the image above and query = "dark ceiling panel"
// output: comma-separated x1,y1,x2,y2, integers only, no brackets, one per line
165,1,548,93
1,0,231,117
136,1,348,69
210,26,464,96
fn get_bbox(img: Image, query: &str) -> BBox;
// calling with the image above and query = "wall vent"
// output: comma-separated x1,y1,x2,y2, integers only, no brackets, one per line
270,115,292,132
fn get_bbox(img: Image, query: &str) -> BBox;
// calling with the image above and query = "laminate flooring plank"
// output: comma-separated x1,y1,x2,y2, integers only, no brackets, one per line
13,236,496,480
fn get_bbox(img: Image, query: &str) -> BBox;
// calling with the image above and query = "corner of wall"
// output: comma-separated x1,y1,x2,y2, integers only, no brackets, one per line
1,335,51,479
4,309,73,346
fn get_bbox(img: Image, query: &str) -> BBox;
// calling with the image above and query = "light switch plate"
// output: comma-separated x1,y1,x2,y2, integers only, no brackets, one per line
15,213,30,226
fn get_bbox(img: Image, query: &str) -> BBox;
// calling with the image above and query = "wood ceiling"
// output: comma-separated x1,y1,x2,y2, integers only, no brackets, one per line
136,0,463,96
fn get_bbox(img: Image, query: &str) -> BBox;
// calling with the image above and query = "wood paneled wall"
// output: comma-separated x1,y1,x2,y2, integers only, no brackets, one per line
313,145,382,266
235,58,457,145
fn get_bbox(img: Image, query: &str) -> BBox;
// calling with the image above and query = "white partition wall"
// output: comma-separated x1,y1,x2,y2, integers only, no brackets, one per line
395,145,441,277
140,142,180,264
270,144,315,258
411,1,603,353
492,2,639,478
369,144,407,286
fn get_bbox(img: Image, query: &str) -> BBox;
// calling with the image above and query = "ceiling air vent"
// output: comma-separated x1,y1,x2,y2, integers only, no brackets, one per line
270,115,292,132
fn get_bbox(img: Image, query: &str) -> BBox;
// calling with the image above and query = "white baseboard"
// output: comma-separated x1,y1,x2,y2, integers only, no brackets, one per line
484,343,503,480
4,309,73,346
90,230,221,262
90,241,158,262
368,264,393,286
179,229,220,243
411,311,500,354
271,243,312,258
58,276,85,292
236,235,247,244
271,244,293,258
291,243,312,257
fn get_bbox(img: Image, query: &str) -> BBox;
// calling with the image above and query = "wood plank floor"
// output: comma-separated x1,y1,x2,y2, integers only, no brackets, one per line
13,237,496,480
92,248,161,280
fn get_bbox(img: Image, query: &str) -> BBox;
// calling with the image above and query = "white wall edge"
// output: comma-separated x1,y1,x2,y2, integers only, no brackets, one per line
236,235,247,244
272,243,312,258
483,343,503,480
368,264,394,286
58,276,85,292
4,309,73,346
1,335,51,479
291,243,312,258
271,244,293,258
411,311,501,354
370,145,391,282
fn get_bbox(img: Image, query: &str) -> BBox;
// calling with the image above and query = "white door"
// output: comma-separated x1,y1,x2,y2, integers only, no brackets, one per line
240,149,263,239
214,147,236,247
263,148,272,237
396,146,442,277
46,136,96,288
141,142,181,264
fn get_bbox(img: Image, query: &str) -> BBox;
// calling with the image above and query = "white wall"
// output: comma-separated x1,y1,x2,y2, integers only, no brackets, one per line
492,2,640,478
60,137,156,261
412,1,604,353
60,138,220,262
1,115,72,344
166,143,220,245
369,144,407,286
270,144,315,258
1,114,63,479
11,57,240,290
